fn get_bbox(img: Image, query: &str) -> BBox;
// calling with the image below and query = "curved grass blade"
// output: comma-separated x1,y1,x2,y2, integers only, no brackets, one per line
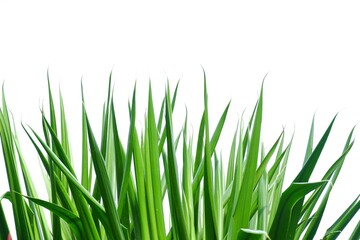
231,84,263,239
147,83,166,239
85,111,124,239
117,86,136,220
283,116,337,239
300,128,355,239
203,73,216,239
269,181,327,239
24,125,105,240
0,200,10,240
13,124,51,240
238,229,270,240
165,83,189,239
21,194,84,239
323,195,360,240
349,220,360,240
0,87,32,239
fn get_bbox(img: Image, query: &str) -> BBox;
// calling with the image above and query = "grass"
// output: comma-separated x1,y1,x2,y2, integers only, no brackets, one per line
0,70,359,239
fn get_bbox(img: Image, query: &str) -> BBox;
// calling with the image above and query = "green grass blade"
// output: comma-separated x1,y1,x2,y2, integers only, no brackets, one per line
238,229,270,240
300,128,355,239
21,194,84,239
304,115,315,164
0,87,32,239
182,113,196,240
323,195,360,240
225,119,245,235
349,220,360,240
14,123,51,240
255,131,283,186
117,86,136,220
148,83,166,239
294,115,336,183
192,111,205,234
85,111,124,239
225,123,239,189
132,124,151,239
231,84,263,238
46,73,62,239
81,82,91,191
0,200,11,240
257,149,268,233
203,74,217,240
192,102,230,196
165,83,189,239
269,181,326,239
283,116,337,239
24,125,105,240
109,100,131,233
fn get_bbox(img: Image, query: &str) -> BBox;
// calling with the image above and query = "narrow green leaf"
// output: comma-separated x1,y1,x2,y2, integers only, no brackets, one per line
237,229,270,240
203,73,217,240
0,86,32,239
85,111,124,239
232,84,263,238
349,220,360,240
165,82,189,239
148,83,166,239
269,181,326,239
323,195,360,240
0,200,10,240
22,195,84,239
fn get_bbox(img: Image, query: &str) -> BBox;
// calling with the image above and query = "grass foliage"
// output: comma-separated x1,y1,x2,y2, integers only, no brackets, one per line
0,71,359,239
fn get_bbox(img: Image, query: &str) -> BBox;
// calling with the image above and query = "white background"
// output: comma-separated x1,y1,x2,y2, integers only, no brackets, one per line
0,1,359,239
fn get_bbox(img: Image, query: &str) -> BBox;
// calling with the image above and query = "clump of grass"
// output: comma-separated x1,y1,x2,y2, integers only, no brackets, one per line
0,71,359,239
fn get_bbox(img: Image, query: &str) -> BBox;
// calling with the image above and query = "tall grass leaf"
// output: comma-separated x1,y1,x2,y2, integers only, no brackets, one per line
0,87,31,239
158,82,181,157
323,195,360,240
91,73,113,207
24,126,106,240
225,123,239,189
80,82,91,191
214,153,224,239
304,115,315,164
46,74,62,239
117,86,136,220
109,100,131,233
268,181,326,239
257,149,268,234
203,74,217,239
13,124,51,240
131,121,151,239
237,229,270,240
22,124,76,213
59,91,72,166
157,99,165,132
193,111,205,234
300,128,355,239
0,200,10,240
144,119,159,240
192,100,230,221
255,131,283,186
225,119,245,236
148,83,167,239
21,194,84,239
41,119,104,239
284,116,337,239
231,84,263,238
85,111,124,239
295,115,336,183
349,220,360,240
165,83,189,239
